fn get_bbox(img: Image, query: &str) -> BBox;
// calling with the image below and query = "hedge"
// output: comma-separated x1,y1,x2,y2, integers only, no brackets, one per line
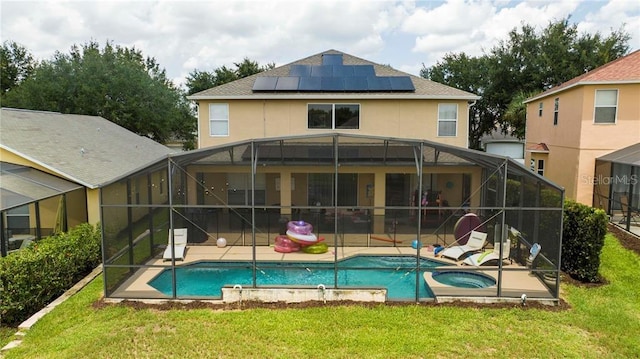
562,200,608,282
0,223,101,326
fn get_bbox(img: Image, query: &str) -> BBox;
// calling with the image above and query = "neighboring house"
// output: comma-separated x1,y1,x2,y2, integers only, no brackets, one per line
187,49,479,150
480,126,525,165
0,108,174,256
524,50,640,205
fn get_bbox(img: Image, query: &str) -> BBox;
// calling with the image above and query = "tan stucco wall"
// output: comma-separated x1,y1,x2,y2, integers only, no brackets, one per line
526,83,640,204
196,99,470,149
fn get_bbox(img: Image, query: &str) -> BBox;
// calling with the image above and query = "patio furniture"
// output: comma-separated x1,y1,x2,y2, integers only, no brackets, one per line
8,234,35,254
438,230,487,261
619,195,640,225
163,228,188,261
463,239,511,266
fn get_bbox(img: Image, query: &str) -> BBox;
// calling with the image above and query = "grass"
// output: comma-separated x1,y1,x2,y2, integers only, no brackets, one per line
1,233,639,358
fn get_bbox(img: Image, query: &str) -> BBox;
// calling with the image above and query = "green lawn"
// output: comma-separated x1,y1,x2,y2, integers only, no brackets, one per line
2,234,639,358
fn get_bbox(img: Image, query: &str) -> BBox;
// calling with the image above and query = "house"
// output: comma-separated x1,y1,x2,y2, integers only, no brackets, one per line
187,49,479,149
480,126,525,165
524,50,640,206
0,108,174,256
185,49,482,216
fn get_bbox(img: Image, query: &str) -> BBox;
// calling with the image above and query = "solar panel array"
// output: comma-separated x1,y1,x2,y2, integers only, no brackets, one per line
252,54,415,92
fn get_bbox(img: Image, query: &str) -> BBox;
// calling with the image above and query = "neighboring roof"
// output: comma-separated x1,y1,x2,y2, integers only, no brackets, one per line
480,126,523,145
526,143,550,153
0,108,175,188
187,49,479,100
597,142,640,166
0,162,83,211
525,50,640,103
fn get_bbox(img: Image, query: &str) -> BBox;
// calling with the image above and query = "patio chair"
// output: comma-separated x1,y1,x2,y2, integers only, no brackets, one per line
163,228,188,261
463,239,511,266
619,195,640,224
438,230,487,261
8,235,34,254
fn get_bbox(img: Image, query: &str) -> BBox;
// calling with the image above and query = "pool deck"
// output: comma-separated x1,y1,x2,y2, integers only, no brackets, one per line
111,244,556,303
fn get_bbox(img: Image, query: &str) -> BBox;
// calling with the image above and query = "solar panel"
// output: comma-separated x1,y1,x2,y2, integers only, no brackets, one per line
310,65,333,77
299,76,322,91
321,77,344,91
367,76,392,91
353,65,375,76
275,77,300,91
252,77,278,91
322,54,343,66
344,76,369,91
333,65,355,77
289,65,312,77
389,76,415,91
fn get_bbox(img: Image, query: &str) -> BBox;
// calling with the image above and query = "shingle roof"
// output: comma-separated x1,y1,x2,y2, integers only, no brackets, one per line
0,108,175,188
187,49,479,100
525,50,640,103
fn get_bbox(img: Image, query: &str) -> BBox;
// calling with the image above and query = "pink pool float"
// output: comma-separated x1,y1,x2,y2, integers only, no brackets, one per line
274,235,300,253
287,220,313,235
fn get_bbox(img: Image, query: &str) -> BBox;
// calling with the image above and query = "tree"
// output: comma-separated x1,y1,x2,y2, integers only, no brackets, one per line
422,18,630,149
0,41,35,96
2,41,196,149
185,58,275,95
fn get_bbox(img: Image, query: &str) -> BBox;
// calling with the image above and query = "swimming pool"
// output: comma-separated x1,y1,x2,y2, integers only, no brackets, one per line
431,271,496,288
148,255,450,300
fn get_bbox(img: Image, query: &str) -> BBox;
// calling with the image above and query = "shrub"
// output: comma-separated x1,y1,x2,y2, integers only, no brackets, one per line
0,223,101,326
561,200,608,282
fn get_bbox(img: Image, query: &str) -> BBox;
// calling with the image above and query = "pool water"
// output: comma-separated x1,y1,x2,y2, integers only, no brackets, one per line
432,271,496,288
149,255,448,300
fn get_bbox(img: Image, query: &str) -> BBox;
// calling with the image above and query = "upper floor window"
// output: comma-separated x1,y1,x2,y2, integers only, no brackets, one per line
553,98,559,125
308,104,359,129
438,103,458,137
209,103,229,136
538,102,543,117
594,89,618,124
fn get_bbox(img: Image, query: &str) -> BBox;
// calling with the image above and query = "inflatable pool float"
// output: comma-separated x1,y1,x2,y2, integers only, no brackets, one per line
274,235,300,253
287,220,313,235
302,242,328,254
286,230,318,244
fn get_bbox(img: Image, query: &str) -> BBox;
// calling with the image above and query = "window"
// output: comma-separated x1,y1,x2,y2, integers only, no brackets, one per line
226,173,265,205
594,89,618,124
209,103,229,136
553,98,559,125
438,103,458,136
537,159,544,176
307,173,357,206
308,104,359,129
538,102,543,117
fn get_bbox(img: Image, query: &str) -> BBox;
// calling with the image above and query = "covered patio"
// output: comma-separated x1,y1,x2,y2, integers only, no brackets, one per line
100,134,564,303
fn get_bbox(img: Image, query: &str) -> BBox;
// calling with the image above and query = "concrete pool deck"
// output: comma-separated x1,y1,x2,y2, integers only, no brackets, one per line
110,244,556,304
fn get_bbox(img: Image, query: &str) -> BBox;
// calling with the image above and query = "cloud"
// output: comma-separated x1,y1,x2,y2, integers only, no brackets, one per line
1,0,638,88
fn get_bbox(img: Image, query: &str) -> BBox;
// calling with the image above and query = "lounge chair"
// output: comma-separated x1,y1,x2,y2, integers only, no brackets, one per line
439,230,487,261
619,195,640,224
463,239,511,266
163,228,188,261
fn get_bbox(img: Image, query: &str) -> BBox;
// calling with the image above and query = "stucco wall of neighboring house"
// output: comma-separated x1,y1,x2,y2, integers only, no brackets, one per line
197,99,470,149
526,83,640,204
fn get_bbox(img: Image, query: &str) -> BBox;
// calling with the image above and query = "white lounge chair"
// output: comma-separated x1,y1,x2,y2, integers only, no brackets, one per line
163,228,188,261
439,230,487,261
463,239,511,266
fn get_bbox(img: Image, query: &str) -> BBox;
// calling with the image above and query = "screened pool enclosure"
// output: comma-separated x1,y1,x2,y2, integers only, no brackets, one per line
101,134,564,303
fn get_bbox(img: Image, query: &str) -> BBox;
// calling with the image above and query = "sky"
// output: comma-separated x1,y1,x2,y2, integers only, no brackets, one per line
1,0,639,89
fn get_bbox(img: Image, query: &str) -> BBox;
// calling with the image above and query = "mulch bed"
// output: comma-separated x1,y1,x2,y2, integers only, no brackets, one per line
93,224,638,313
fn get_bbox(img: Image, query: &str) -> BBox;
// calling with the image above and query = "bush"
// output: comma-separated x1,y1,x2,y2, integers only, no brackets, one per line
562,200,607,282
0,223,101,326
